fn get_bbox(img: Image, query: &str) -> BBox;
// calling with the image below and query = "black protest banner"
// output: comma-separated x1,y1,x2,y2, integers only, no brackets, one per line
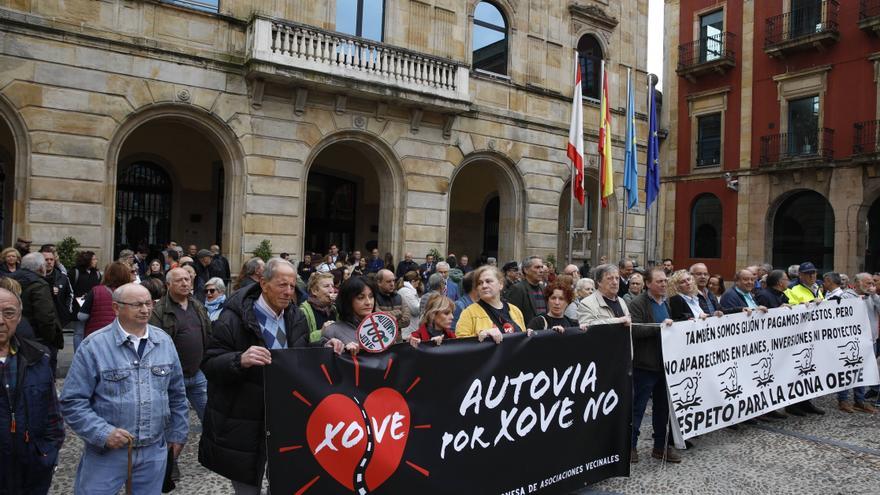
264,324,632,495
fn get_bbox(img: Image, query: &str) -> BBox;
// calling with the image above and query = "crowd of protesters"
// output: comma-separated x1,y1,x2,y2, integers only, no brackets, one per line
2,236,879,493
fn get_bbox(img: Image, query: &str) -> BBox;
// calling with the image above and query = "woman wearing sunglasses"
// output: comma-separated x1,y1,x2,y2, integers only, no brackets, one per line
204,277,227,321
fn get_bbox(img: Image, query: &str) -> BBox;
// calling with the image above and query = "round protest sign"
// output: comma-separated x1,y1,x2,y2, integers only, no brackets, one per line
356,311,399,353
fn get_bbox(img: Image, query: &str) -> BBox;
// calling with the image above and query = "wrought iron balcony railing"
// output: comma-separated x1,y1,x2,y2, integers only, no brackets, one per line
678,32,736,70
853,119,880,156
248,17,470,104
760,128,834,165
765,0,839,51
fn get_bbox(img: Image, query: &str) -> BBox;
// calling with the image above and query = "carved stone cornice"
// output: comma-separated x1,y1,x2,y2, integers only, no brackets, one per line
568,3,618,30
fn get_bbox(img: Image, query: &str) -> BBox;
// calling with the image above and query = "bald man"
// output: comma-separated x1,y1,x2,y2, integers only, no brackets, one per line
62,283,188,494
375,269,411,331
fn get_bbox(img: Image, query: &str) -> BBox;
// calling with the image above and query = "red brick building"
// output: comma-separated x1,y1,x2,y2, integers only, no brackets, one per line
660,0,880,278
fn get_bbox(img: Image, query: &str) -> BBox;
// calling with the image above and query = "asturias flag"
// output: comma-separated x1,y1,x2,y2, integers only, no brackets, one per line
568,54,585,205
599,67,613,208
645,80,660,209
623,70,638,210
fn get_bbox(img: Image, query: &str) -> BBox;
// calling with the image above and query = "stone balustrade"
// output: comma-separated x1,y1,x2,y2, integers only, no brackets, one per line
248,16,470,104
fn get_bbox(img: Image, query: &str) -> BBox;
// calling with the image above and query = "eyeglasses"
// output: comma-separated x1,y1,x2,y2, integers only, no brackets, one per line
115,300,154,309
206,288,217,294
0,309,20,319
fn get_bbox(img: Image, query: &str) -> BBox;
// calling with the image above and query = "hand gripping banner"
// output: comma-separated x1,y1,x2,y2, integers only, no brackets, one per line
662,299,880,444
264,325,632,495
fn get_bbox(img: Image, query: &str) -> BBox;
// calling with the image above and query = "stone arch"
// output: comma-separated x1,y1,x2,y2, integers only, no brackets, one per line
448,150,525,263
301,129,406,261
104,103,245,269
573,27,612,63
766,188,835,272
0,92,30,246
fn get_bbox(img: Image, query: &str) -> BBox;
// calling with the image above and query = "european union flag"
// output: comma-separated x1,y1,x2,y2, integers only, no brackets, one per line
623,71,638,210
645,82,660,209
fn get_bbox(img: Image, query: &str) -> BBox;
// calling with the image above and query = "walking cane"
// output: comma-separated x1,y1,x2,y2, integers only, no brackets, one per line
126,438,134,495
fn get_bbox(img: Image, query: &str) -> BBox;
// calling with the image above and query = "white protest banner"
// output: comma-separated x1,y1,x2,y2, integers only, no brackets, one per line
662,299,879,442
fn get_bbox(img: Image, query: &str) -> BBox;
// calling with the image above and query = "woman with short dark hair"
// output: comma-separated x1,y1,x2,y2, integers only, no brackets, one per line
320,276,377,353
527,279,577,332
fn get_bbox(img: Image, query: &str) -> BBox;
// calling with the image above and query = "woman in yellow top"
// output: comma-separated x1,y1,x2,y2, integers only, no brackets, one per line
455,265,526,343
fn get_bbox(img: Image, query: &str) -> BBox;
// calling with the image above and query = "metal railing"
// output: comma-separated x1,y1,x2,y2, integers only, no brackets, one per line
765,0,839,47
678,32,736,71
854,120,880,155
860,0,880,20
760,128,834,164
248,17,470,102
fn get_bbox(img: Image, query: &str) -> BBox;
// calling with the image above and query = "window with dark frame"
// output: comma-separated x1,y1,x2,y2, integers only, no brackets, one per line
690,194,722,259
788,95,819,156
699,10,724,63
696,113,722,167
577,35,603,100
473,2,508,75
336,0,385,42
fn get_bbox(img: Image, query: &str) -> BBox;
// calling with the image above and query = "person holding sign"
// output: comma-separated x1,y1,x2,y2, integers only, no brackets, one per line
627,268,680,463
455,265,526,343
527,279,578,333
320,276,377,354
577,263,631,328
667,270,723,321
409,292,456,346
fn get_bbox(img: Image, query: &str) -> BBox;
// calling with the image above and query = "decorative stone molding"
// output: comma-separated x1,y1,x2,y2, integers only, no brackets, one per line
569,3,619,30
293,88,308,116
251,79,265,109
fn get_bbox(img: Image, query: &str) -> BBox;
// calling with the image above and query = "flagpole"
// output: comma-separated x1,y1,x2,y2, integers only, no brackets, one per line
568,51,576,266
596,59,604,267
644,73,652,267
621,67,631,263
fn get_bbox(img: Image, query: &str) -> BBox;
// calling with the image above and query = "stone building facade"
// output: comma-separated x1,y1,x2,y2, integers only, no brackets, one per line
661,0,880,278
0,0,650,272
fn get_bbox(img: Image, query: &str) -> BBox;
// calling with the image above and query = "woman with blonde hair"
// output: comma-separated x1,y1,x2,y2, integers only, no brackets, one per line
455,265,526,343
668,269,721,321
409,292,456,347
0,247,19,274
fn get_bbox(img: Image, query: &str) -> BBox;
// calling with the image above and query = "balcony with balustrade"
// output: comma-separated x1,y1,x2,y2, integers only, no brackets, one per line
759,128,835,167
677,32,736,82
859,0,880,35
246,16,471,112
764,0,839,58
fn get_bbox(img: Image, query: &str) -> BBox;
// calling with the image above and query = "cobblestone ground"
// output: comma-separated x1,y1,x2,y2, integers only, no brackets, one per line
48,392,879,495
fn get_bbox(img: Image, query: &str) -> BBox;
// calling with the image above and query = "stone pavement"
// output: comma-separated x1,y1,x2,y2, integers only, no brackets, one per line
48,392,879,494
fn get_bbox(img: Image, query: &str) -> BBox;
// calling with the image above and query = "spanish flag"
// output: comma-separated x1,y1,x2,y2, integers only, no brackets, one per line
599,66,613,208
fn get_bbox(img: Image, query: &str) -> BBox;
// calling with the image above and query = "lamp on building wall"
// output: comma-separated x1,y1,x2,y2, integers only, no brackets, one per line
724,172,738,192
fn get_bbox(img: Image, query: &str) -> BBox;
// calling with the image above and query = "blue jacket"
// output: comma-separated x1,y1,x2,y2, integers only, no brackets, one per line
1,336,64,493
452,293,473,328
446,279,460,301
60,319,189,449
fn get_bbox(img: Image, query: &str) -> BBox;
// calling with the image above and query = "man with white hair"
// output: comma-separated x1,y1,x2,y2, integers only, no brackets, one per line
62,283,188,494
10,252,63,372
435,261,459,301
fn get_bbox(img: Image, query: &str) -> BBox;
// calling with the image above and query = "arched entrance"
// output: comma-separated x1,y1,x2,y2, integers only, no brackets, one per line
771,190,834,273
106,105,245,268
303,135,402,258
447,155,522,264
0,116,13,246
866,197,880,273
558,173,598,266
115,121,224,258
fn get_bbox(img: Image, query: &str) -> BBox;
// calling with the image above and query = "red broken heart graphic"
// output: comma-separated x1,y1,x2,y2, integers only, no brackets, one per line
306,388,410,492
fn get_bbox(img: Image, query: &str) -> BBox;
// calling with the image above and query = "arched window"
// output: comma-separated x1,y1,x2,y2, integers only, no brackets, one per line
577,35,603,100
116,162,172,251
772,190,834,273
690,194,722,258
473,2,508,75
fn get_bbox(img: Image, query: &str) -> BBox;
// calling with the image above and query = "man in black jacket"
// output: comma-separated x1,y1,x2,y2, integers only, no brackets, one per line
39,247,73,326
505,256,546,325
11,253,63,373
627,268,681,463
755,270,790,309
200,258,311,493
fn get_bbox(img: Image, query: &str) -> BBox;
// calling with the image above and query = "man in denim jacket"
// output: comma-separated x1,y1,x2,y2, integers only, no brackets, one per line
61,283,189,494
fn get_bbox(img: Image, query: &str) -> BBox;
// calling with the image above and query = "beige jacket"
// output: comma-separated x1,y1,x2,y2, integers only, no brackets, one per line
577,291,630,326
